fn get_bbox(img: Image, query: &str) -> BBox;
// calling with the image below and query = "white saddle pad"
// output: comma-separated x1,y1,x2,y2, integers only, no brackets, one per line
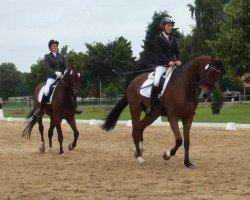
140,68,173,98
38,84,58,104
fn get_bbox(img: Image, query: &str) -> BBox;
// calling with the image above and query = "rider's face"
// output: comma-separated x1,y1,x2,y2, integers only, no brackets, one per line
50,44,59,52
164,23,174,34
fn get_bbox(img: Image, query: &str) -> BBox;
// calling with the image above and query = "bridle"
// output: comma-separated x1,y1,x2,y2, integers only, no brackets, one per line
197,64,220,88
175,63,220,88
59,70,82,92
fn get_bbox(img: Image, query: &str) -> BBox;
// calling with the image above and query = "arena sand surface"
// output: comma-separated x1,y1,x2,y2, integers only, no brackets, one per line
0,121,249,200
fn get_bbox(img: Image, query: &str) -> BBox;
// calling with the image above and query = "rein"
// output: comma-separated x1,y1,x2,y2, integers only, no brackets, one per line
59,75,78,91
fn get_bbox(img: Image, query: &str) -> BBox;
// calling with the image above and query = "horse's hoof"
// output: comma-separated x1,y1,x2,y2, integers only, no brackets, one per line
39,142,45,153
163,151,171,160
137,156,145,164
68,144,74,151
134,150,143,158
184,160,194,168
59,150,64,155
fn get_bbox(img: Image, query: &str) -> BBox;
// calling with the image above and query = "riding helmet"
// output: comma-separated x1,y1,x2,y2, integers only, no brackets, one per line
48,39,59,49
160,17,175,30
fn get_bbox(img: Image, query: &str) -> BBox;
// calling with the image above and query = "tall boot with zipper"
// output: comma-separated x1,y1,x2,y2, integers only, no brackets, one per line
35,94,47,117
146,85,159,115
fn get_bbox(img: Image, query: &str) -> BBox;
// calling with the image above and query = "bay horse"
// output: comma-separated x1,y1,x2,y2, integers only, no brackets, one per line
22,64,84,154
102,55,222,168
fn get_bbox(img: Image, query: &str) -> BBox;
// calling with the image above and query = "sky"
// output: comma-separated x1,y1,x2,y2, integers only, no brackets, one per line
0,0,195,72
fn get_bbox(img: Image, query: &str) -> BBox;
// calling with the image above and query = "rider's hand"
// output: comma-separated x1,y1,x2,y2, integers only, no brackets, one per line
168,61,175,66
55,71,62,78
175,61,182,66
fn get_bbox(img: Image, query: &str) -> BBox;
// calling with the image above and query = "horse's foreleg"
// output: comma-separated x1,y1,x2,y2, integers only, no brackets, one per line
48,119,55,148
55,120,64,155
37,118,45,153
67,118,79,151
182,118,193,168
163,118,182,160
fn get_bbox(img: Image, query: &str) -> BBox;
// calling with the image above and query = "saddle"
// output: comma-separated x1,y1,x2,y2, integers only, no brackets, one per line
38,79,61,104
140,67,174,98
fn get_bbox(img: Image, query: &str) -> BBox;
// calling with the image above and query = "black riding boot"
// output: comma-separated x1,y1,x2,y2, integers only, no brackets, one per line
35,94,47,117
73,95,82,115
146,85,159,115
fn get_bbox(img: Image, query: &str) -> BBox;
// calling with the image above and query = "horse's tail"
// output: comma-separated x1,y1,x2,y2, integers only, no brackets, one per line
101,96,128,131
22,108,37,138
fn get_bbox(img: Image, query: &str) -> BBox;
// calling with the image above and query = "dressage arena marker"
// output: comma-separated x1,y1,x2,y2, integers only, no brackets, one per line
89,119,97,126
127,120,132,126
0,109,4,120
7,117,13,122
226,122,237,130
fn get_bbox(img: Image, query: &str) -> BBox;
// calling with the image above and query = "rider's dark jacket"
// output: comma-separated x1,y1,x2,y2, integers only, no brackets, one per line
44,52,68,79
155,32,180,66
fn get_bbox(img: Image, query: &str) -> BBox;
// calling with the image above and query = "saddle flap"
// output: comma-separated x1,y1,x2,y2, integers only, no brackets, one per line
140,68,173,98
38,81,59,104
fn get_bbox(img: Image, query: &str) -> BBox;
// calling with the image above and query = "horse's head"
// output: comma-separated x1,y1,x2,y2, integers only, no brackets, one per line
64,63,84,95
199,56,222,98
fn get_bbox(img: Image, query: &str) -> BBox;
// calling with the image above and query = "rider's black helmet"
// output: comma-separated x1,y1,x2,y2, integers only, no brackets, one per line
160,17,175,30
48,39,59,49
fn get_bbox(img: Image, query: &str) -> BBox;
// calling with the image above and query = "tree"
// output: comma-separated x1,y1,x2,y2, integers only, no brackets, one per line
0,63,21,100
85,37,134,97
208,0,250,77
187,0,230,55
16,72,33,96
27,59,46,91
105,83,119,99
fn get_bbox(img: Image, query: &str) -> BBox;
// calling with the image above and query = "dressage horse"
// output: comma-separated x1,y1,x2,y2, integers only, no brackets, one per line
23,64,84,154
102,55,222,168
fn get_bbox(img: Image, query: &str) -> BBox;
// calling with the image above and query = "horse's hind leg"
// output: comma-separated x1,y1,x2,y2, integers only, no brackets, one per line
37,117,45,153
163,117,182,161
66,118,79,151
131,106,159,163
182,117,194,168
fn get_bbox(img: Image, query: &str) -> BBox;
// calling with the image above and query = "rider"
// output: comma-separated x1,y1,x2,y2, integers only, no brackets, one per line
146,17,182,115
35,39,82,117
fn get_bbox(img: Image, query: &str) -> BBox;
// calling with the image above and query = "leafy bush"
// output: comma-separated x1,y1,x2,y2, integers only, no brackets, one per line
211,82,224,114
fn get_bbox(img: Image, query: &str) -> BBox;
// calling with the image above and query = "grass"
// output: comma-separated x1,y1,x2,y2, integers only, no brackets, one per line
193,103,250,123
2,102,250,124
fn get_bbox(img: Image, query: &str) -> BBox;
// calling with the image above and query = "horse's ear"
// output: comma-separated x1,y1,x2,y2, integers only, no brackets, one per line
211,55,215,62
80,63,84,69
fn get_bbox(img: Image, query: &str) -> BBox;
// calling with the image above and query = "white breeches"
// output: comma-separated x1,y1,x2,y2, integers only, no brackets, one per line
153,66,167,87
43,78,56,96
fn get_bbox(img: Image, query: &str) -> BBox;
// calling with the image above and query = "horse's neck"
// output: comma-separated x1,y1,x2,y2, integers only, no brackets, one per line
57,78,73,97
